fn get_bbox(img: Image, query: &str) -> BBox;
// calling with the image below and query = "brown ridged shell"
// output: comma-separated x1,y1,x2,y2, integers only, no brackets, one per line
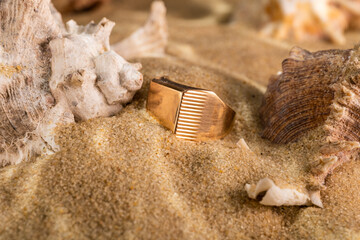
260,47,354,144
260,46,360,189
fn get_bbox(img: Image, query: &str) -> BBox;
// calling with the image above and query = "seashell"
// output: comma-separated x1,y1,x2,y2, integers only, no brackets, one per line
245,178,322,207
0,0,63,165
237,138,251,151
256,45,360,206
332,0,360,29
261,0,360,44
260,46,352,144
49,18,143,121
237,138,255,155
112,1,168,60
260,45,360,145
0,0,149,166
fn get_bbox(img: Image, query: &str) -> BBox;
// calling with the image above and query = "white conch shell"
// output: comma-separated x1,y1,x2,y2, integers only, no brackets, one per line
49,18,143,121
112,1,168,59
245,178,323,207
95,52,143,105
0,0,144,166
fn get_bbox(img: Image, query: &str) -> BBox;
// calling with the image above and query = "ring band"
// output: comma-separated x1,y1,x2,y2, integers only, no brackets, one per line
146,77,236,141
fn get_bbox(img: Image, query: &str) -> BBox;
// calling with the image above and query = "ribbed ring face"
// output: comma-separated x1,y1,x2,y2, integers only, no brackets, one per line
147,77,236,141
175,90,208,141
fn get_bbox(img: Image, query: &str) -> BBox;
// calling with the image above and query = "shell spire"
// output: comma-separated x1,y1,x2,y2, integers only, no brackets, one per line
112,1,168,59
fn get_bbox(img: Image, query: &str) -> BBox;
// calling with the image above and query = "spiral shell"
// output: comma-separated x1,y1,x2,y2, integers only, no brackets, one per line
0,0,168,166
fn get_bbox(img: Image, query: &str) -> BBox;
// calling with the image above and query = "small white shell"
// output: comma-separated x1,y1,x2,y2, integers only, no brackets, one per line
245,178,323,207
237,138,251,151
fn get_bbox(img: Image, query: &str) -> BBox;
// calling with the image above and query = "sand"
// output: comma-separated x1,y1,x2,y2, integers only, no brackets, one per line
0,0,360,239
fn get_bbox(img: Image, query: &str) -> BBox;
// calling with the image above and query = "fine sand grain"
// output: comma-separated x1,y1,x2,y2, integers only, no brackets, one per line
1,0,360,239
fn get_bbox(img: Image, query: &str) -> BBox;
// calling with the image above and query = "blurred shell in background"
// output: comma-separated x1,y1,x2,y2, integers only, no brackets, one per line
262,0,360,44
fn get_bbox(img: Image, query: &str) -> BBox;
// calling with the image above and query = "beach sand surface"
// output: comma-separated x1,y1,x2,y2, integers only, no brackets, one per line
0,0,360,239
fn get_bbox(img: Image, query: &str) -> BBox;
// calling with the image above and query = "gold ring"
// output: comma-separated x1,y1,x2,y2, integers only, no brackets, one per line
146,77,236,141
